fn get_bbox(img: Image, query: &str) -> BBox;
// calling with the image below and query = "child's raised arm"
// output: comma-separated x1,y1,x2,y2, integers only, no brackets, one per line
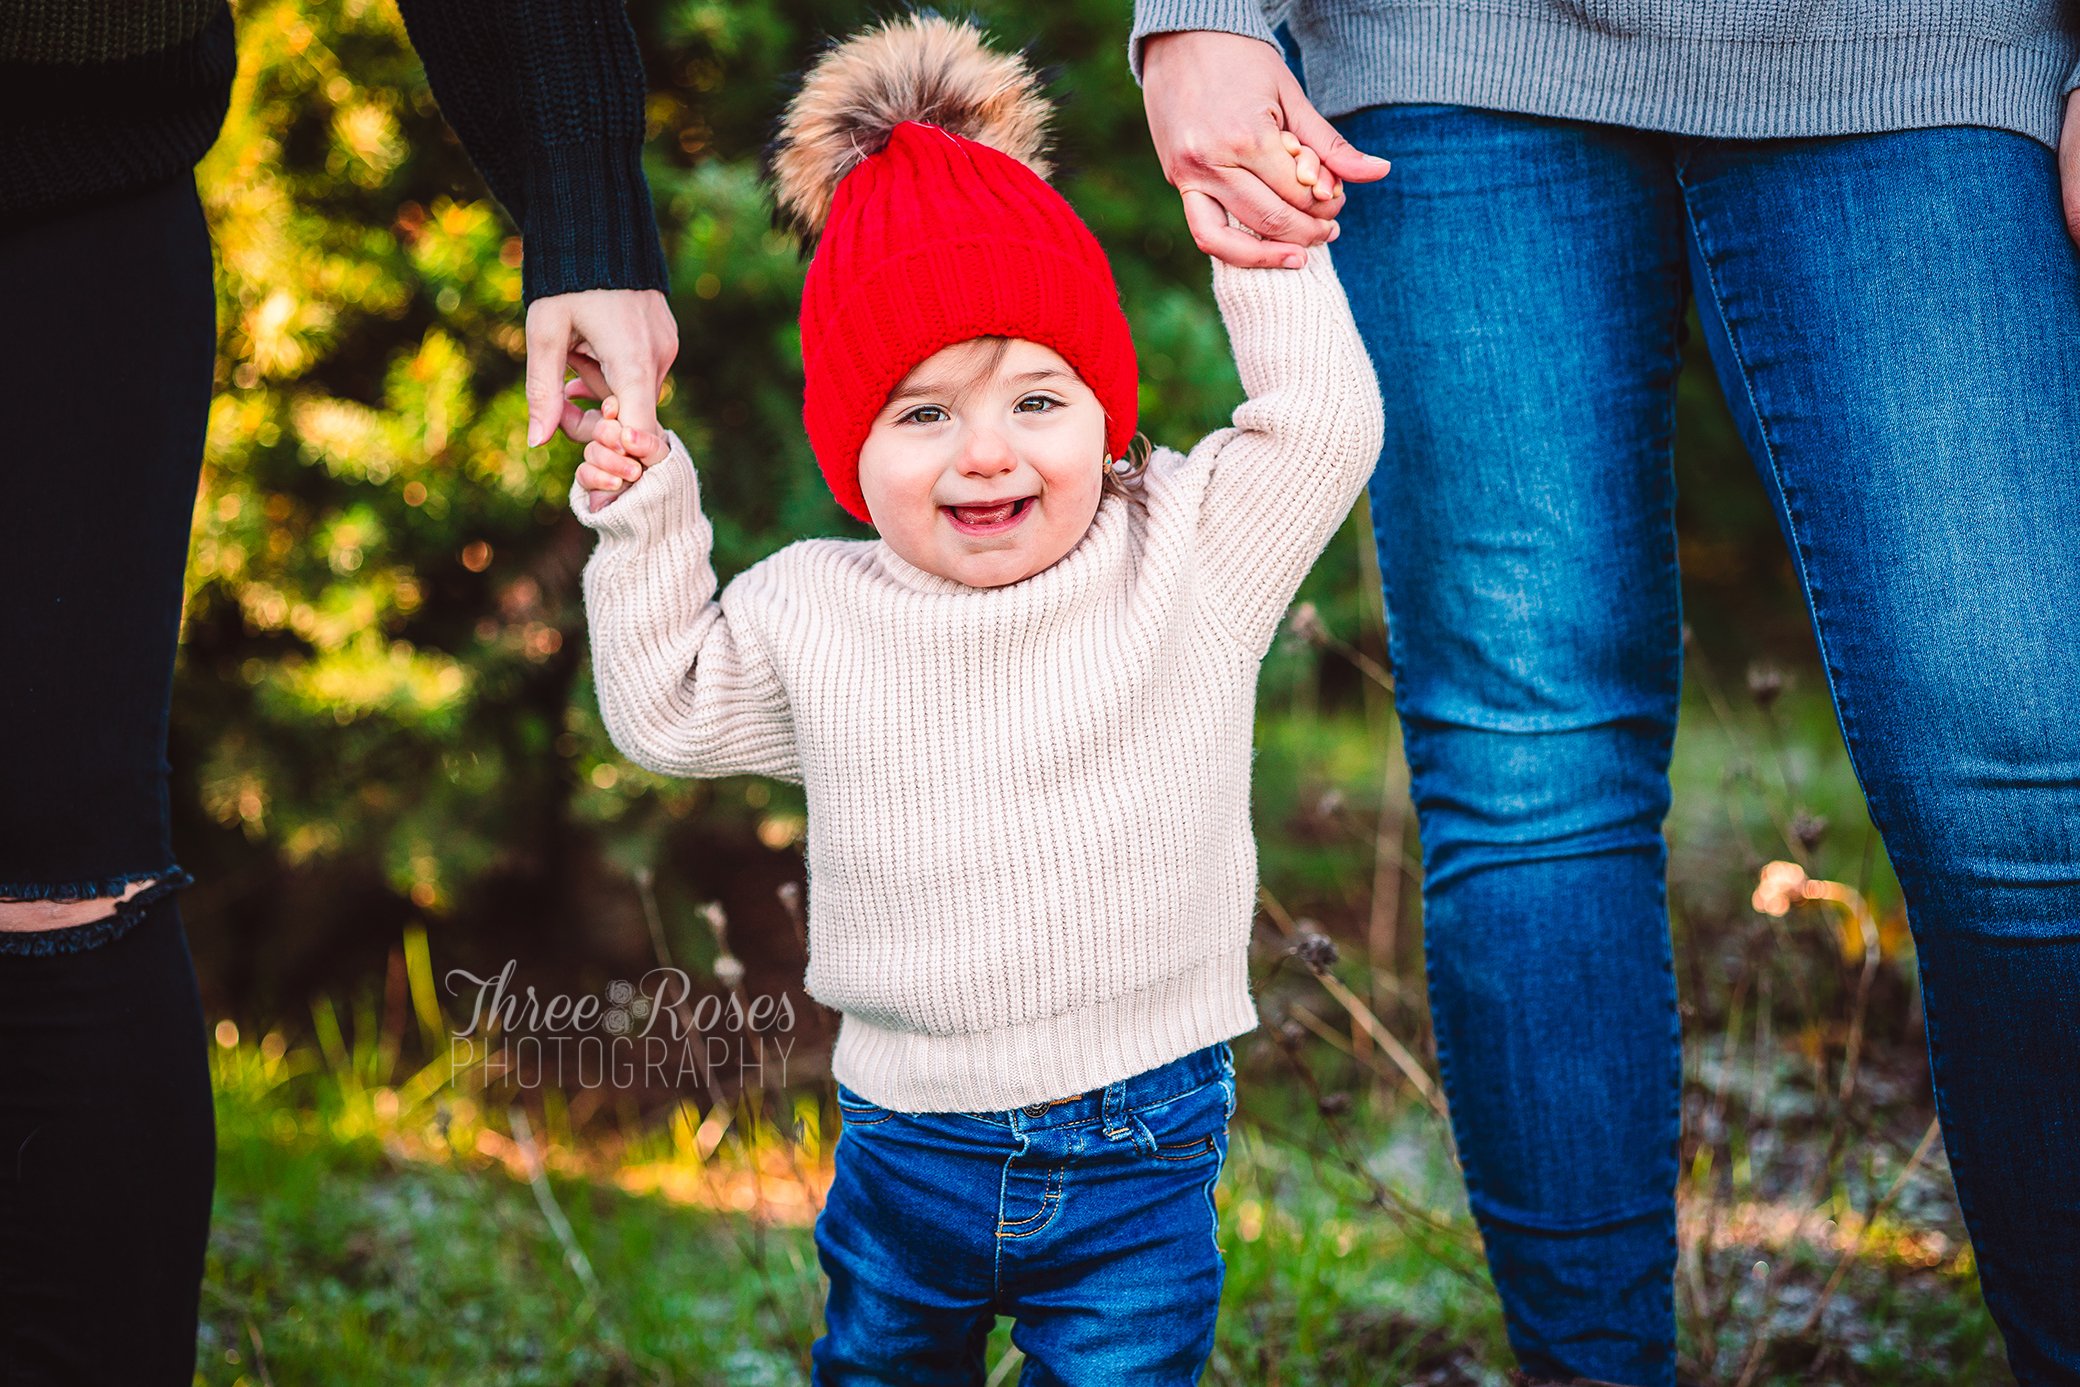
568,436,801,784
1184,239,1386,657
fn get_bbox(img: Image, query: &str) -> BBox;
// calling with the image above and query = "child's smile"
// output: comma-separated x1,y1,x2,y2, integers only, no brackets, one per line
942,494,1035,534
858,337,1108,588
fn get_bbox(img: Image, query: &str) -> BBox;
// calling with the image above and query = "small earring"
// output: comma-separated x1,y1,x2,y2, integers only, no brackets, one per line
1106,431,1152,487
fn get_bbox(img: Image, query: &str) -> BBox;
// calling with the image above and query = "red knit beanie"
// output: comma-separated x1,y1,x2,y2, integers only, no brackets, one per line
769,16,1138,523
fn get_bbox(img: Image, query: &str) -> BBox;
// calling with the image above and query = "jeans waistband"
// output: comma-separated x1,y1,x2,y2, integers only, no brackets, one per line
964,1040,1234,1131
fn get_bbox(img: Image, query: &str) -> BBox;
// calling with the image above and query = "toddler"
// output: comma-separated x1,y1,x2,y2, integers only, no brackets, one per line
567,14,1383,1381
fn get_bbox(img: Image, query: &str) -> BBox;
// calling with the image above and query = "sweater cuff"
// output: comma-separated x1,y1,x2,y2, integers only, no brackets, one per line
522,140,672,304
2065,53,2080,98
1128,0,1283,86
568,430,698,539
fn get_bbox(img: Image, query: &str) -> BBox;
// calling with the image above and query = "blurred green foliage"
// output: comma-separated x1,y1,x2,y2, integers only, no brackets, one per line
177,0,1800,1004
179,0,1249,931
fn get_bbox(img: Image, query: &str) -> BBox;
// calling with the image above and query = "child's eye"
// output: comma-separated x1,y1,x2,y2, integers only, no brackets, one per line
1015,395,1062,414
900,405,949,425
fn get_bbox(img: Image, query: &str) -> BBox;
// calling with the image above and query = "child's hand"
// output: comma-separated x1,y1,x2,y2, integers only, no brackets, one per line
1279,130,1342,221
1216,130,1346,263
569,388,668,511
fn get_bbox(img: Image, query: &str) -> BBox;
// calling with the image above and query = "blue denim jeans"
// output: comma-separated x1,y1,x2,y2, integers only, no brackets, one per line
1327,105,2080,1386
812,1040,1236,1384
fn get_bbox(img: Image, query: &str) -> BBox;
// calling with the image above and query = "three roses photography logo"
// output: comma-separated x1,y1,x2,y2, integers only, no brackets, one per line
444,961,797,1093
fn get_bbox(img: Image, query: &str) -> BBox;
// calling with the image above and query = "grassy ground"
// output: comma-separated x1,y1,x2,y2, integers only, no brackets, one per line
196,679,2010,1386
197,1027,1998,1386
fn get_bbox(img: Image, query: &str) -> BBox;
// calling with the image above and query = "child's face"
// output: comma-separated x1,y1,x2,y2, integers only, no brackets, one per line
857,338,1108,588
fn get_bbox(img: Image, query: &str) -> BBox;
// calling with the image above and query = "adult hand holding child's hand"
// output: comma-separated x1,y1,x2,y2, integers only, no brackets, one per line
1140,30,1392,269
566,386,668,513
524,288,677,450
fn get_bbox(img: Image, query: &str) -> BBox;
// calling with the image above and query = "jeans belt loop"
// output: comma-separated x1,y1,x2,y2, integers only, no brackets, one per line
1101,1078,1130,1137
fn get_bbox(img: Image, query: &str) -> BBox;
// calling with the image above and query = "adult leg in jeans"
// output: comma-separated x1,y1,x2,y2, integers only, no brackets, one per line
1331,105,1688,1387
1681,128,2080,1384
0,175,218,1385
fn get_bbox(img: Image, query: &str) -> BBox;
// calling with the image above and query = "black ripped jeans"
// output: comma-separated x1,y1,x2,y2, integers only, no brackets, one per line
0,175,217,1385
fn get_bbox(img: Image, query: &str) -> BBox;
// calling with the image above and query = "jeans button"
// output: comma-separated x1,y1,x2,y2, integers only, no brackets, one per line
1022,1101,1049,1116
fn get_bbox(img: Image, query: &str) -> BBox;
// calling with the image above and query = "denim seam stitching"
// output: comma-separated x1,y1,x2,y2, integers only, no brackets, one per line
836,1109,891,1126
1680,184,1962,1372
1676,186,1864,772
995,1165,1065,1240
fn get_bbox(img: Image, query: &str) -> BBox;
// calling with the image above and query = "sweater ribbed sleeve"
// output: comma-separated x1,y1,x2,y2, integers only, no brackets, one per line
1126,0,1282,84
567,441,799,782
394,0,670,303
1190,242,1385,656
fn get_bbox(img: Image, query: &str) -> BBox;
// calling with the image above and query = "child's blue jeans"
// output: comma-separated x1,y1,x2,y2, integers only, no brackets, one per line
812,1039,1237,1384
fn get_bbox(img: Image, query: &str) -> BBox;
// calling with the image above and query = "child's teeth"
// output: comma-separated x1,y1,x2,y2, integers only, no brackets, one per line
954,501,1017,525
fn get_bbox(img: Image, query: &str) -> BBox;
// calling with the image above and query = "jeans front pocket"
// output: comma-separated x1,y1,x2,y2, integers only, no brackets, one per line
1130,1070,1233,1164
834,1081,894,1127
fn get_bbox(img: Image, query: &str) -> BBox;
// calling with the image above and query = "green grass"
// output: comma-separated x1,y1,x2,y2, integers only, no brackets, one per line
198,680,2004,1386
199,1018,1504,1386
199,1016,1997,1386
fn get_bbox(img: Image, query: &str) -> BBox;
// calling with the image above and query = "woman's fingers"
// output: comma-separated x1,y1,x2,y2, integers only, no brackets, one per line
567,350,611,403
560,378,603,443
527,288,678,452
524,296,573,447
1225,125,1342,235
1182,189,1306,269
1142,31,1340,255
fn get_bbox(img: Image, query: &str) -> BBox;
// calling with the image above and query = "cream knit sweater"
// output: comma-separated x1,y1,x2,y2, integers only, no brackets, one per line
569,244,1384,1112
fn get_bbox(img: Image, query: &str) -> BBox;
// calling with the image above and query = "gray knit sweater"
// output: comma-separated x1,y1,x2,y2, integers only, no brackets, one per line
1129,0,2080,151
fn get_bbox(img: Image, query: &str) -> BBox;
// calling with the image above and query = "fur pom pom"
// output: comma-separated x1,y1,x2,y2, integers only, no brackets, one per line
768,12,1053,242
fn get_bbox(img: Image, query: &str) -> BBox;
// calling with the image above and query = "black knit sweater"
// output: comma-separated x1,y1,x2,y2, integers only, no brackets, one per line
0,0,669,303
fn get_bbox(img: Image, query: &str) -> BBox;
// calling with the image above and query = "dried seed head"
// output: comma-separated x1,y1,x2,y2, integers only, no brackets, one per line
700,901,729,940
1275,1017,1307,1048
776,881,803,916
714,953,746,991
1792,811,1829,851
1285,602,1328,646
1317,1091,1351,1118
1290,929,1339,974
1746,661,1785,708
